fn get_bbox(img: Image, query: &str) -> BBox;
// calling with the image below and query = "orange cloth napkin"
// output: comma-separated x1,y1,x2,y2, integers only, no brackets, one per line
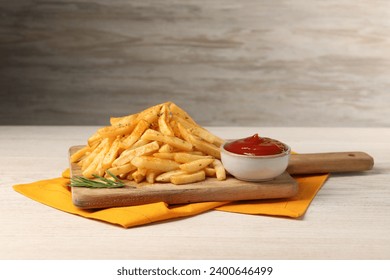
13,169,328,228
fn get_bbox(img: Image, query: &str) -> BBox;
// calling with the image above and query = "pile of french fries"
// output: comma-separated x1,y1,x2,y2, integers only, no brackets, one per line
70,102,227,185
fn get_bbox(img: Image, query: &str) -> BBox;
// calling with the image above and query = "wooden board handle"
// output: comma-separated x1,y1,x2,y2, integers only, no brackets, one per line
287,151,374,175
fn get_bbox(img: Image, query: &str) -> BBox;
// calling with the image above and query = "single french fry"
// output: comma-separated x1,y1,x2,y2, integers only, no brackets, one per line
121,119,150,149
82,160,99,179
212,159,226,181
158,143,175,153
158,105,175,136
87,131,103,147
186,125,216,144
145,170,163,184
171,170,206,185
187,122,225,147
113,141,160,166
155,170,187,182
174,152,213,163
141,129,193,152
97,124,134,139
70,145,90,163
172,114,192,127
212,136,224,147
189,151,205,155
129,139,151,149
188,134,221,159
179,158,214,173
135,103,163,125
107,163,137,176
169,120,182,138
169,102,197,125
139,103,164,118
110,113,138,127
101,137,121,168
188,123,223,146
131,140,160,157
132,169,146,183
204,167,216,177
131,156,180,172
152,152,176,160
177,122,192,143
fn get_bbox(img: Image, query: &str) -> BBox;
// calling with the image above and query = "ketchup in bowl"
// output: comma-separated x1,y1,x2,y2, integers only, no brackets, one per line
224,134,286,156
220,134,290,181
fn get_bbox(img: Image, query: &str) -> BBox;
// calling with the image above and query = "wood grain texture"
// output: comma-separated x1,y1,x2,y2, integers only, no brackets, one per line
1,1,390,126
288,151,374,174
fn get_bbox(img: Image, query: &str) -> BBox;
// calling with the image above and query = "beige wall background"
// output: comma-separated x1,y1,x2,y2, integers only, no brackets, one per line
1,0,389,126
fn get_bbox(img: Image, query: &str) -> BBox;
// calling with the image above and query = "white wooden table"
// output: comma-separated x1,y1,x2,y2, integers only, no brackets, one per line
1,126,389,259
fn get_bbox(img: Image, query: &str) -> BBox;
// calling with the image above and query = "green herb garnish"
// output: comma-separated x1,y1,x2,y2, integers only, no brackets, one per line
70,170,125,189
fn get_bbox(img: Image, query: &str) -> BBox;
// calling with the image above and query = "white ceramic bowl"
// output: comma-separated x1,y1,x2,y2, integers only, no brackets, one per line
220,141,291,181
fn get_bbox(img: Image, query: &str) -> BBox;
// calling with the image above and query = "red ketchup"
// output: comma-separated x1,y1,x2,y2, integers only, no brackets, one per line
224,134,286,156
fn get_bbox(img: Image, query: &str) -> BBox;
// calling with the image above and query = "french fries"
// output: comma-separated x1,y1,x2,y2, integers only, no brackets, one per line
71,102,227,185
179,158,215,173
131,156,180,172
171,170,206,185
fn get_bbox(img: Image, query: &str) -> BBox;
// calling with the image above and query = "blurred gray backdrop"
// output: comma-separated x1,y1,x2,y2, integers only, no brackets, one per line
1,0,390,126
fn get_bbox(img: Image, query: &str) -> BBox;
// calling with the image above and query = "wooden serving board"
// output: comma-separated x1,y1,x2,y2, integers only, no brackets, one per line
69,146,298,209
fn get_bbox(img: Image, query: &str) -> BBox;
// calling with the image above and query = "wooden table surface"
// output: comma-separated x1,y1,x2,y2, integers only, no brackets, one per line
1,126,389,260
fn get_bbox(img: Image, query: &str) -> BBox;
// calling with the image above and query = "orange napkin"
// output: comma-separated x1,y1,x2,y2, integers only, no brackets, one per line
216,174,329,217
13,169,328,228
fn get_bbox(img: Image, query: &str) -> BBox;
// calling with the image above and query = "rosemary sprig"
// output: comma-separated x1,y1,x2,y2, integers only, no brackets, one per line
70,170,125,189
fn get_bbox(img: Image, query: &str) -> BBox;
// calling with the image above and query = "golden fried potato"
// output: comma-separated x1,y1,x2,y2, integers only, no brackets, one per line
73,102,226,185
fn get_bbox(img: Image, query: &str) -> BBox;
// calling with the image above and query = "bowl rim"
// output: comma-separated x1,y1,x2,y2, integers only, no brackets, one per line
221,139,291,159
